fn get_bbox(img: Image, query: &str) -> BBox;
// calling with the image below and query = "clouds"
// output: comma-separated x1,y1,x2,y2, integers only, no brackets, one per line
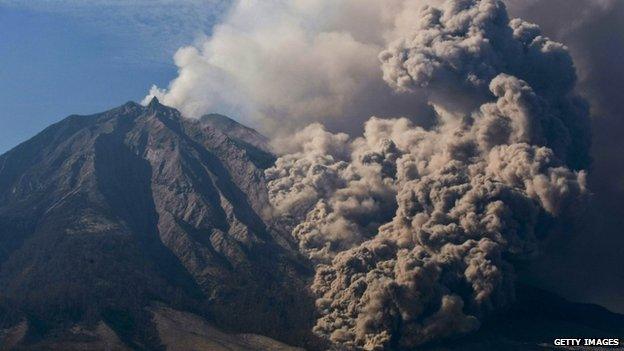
265,0,590,348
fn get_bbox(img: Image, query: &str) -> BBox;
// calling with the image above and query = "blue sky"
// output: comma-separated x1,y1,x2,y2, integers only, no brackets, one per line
0,0,230,153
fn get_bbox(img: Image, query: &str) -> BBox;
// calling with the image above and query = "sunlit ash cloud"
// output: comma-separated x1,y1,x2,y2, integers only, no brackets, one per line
148,0,593,349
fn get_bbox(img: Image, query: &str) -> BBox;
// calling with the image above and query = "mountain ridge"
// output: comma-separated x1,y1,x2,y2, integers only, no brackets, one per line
0,99,318,350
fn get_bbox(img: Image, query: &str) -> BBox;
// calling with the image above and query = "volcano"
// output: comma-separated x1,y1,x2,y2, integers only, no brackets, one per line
0,100,621,350
0,98,316,350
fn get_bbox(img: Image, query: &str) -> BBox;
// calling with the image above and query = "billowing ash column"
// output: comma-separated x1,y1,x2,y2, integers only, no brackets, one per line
266,0,591,349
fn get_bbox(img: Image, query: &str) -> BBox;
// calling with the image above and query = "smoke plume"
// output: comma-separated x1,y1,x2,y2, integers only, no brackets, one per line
143,0,448,135
143,0,610,347
505,0,624,313
265,0,589,348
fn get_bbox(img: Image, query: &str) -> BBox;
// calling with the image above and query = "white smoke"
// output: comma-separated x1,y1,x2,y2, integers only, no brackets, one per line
144,0,447,135
265,0,590,349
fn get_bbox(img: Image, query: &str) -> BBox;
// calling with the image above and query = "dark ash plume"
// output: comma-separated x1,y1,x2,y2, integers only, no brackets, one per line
266,0,590,349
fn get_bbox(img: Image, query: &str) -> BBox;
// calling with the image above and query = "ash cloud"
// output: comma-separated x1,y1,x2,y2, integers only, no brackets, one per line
266,0,589,348
504,0,624,313
143,0,445,135
142,0,624,346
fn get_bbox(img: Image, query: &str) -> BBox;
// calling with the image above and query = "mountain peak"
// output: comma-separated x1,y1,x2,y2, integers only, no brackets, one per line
0,101,311,350
147,96,161,110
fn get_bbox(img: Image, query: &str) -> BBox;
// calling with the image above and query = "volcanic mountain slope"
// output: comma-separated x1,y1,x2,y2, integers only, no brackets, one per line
199,114,272,154
0,98,317,350
1,100,623,351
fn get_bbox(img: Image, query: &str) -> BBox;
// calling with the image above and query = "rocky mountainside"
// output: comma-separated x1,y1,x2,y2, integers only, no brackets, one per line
199,114,271,154
0,98,317,350
0,100,622,350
